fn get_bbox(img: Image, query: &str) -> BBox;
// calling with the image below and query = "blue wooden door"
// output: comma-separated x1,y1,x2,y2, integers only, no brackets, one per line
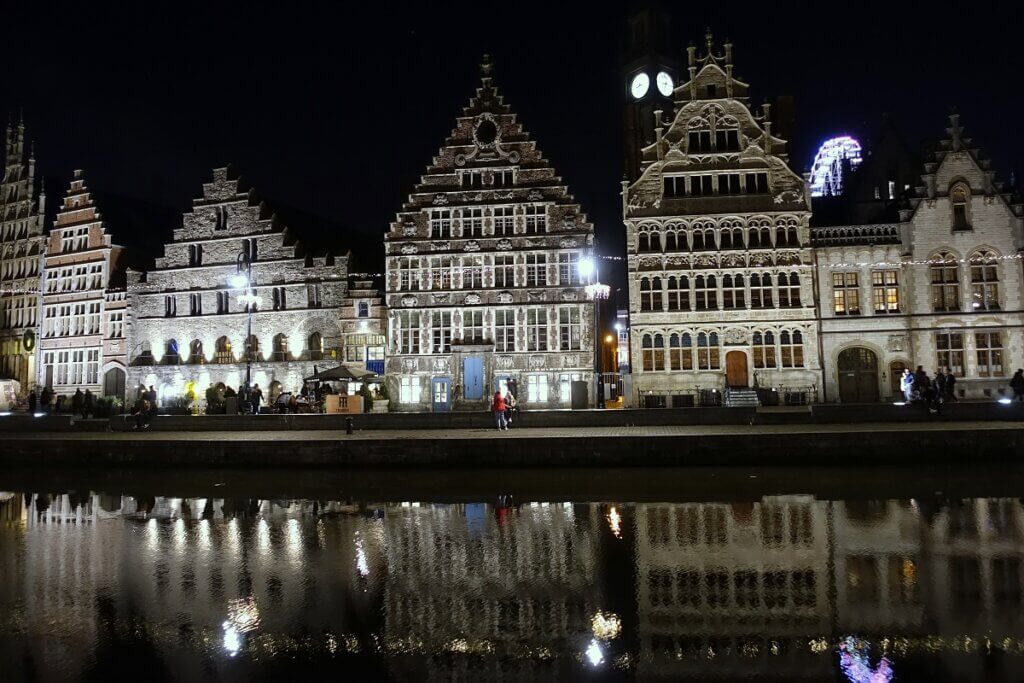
463,357,484,400
431,378,451,412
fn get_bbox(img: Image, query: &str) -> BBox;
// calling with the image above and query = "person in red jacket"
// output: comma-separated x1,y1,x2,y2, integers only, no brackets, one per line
492,391,507,430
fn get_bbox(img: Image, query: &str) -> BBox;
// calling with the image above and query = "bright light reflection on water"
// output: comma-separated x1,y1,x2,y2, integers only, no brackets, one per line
2,486,1024,681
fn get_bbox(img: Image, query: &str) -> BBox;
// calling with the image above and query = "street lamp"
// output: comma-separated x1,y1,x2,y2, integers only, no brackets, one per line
581,255,609,408
231,252,256,390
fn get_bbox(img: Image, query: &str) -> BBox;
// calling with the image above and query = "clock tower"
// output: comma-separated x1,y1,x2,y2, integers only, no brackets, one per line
622,3,679,181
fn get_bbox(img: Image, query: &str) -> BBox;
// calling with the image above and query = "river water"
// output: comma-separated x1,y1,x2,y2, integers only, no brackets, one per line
2,467,1024,682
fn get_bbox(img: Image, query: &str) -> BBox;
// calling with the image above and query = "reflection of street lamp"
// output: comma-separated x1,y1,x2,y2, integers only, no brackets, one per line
583,253,610,408
232,253,255,389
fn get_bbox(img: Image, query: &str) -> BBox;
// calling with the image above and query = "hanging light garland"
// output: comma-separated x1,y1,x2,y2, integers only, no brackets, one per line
824,252,1021,270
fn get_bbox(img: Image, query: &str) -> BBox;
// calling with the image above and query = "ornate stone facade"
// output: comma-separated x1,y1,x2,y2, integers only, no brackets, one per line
38,171,128,397
815,114,1024,402
625,36,819,405
384,57,595,411
0,118,45,391
127,167,350,406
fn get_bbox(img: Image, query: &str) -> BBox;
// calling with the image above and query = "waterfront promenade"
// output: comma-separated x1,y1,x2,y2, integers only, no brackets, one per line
2,419,1023,468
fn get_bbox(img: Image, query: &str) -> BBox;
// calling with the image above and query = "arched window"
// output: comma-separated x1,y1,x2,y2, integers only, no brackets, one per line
720,229,733,250
214,336,233,363
272,333,289,361
244,335,260,362
668,333,682,370
638,232,650,252
930,251,960,312
748,227,760,248
652,334,666,371
951,183,972,231
164,339,180,365
650,232,662,252
781,331,804,368
787,226,800,247
641,334,665,372
702,229,716,250
779,273,801,308
970,250,999,310
692,230,705,251
189,339,204,364
680,332,694,369
760,226,772,247
664,231,677,252
307,332,323,361
697,332,721,370
650,277,664,311
641,334,654,372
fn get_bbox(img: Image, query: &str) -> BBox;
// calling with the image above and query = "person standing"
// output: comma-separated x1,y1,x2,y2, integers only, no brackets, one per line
934,369,947,404
505,391,517,427
71,388,84,418
252,383,263,415
1010,369,1024,402
491,390,507,431
83,389,95,419
900,369,913,402
40,386,51,414
913,366,929,399
944,369,958,402
27,389,37,414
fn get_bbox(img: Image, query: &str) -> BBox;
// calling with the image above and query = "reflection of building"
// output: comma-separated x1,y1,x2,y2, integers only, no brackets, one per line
634,498,832,679
0,118,45,391
384,57,596,412
814,114,1024,402
38,171,129,398
624,36,818,407
127,167,350,404
382,502,602,680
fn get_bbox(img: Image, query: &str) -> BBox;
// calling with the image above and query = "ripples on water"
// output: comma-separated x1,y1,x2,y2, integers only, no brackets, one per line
1,484,1023,681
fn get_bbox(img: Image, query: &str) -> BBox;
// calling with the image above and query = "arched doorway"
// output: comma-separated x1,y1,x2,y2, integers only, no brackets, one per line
837,347,879,403
889,360,909,399
725,351,748,387
103,367,126,400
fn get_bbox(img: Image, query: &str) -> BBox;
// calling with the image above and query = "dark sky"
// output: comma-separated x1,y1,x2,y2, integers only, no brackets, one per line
2,1,1021,282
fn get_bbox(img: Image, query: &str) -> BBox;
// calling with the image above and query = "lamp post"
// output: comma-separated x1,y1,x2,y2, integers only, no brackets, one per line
231,253,255,390
580,256,610,408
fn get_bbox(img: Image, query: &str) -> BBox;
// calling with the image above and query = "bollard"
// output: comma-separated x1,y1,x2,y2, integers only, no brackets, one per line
346,417,353,435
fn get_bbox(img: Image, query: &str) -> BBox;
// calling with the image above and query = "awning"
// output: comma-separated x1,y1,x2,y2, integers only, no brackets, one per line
304,365,378,382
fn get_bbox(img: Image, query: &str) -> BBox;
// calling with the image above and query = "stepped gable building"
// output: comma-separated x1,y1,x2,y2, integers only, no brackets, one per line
128,167,350,406
38,170,129,398
813,114,1024,402
0,117,46,391
384,56,596,412
339,277,386,375
624,35,818,407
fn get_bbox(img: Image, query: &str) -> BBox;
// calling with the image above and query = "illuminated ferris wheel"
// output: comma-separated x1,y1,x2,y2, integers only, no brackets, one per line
810,135,863,197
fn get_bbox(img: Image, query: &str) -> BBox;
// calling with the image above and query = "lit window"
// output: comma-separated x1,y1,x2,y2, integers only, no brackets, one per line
970,251,999,310
871,271,900,313
832,272,859,315
930,253,960,312
976,332,1004,377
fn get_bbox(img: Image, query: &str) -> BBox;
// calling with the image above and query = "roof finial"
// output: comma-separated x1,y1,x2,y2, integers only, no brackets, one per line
481,53,493,77
705,28,714,52
948,107,963,151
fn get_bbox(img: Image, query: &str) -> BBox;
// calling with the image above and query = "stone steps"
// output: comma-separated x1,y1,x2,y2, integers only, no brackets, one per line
726,388,761,408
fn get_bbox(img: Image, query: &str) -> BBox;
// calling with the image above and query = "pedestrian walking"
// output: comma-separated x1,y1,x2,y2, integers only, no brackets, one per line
913,365,929,399
934,369,947,403
900,369,913,402
1011,369,1024,402
27,389,36,414
83,389,94,418
492,390,507,431
504,391,516,427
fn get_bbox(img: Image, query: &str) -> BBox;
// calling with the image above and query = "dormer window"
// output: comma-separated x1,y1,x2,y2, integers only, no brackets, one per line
460,171,483,189
951,183,972,231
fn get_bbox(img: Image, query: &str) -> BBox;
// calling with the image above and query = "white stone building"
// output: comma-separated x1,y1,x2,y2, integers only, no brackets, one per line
384,57,596,411
38,171,128,397
624,36,818,408
0,118,45,392
815,115,1024,402
127,167,353,406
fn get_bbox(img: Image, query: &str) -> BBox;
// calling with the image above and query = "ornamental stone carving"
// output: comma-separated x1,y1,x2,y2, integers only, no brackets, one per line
694,255,717,268
887,335,907,352
639,257,661,270
560,289,579,301
464,293,481,305
507,150,520,164
666,256,690,268
497,291,513,304
464,240,480,252
402,222,417,237
527,189,543,201
775,251,801,266
431,241,450,251
562,353,580,367
432,356,449,371
750,253,773,267
402,358,417,372
432,194,448,205
559,237,578,248
495,355,513,369
496,239,513,251
400,244,418,254
431,293,450,304
721,254,744,268
527,290,545,302
529,355,546,368
724,328,747,345
401,295,417,307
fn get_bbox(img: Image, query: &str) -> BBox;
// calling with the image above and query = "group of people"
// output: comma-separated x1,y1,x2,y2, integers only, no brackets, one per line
26,387,96,416
491,384,519,430
131,384,159,429
900,366,958,413
203,383,265,415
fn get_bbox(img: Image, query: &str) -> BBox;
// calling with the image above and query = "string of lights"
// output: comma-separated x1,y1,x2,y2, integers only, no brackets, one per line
824,253,1021,270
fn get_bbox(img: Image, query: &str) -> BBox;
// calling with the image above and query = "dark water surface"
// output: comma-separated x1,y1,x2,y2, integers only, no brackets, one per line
3,466,1024,682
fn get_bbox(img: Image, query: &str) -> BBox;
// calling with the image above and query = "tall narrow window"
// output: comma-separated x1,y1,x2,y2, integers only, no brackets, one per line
667,276,689,311
463,310,484,343
951,184,972,231
526,254,547,287
976,332,1004,377
695,275,717,310
780,331,804,368
524,205,547,234
494,308,515,352
930,254,960,312
217,291,229,314
399,257,420,291
190,293,202,316
164,295,176,317
463,256,483,289
494,255,515,288
751,273,774,309
778,274,801,308
241,238,258,262
871,271,900,313
493,207,514,236
462,208,483,237
722,274,745,309
640,277,653,312
398,312,420,354
697,332,721,370
558,252,581,285
527,308,548,351
214,206,228,230
188,243,203,266
431,311,452,353
936,332,964,376
970,251,999,310
752,332,776,369
430,210,452,238
272,287,287,311
558,307,581,351
832,273,859,315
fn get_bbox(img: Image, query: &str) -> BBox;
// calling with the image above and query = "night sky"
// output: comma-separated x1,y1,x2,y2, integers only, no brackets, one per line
3,2,1021,287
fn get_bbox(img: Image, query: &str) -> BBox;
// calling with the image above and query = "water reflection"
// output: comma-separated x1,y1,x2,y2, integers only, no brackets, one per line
1,489,1023,681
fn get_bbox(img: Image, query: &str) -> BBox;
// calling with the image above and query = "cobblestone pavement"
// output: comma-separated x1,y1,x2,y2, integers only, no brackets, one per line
4,421,1023,441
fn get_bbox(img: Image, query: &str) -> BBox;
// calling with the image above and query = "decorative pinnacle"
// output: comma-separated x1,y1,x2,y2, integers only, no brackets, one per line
480,53,493,77
705,28,714,51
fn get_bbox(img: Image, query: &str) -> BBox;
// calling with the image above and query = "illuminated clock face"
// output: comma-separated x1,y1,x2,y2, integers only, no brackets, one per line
656,71,674,97
630,72,650,100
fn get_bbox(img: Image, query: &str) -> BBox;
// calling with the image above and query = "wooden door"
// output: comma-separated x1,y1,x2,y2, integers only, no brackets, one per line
725,351,748,387
837,347,879,403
